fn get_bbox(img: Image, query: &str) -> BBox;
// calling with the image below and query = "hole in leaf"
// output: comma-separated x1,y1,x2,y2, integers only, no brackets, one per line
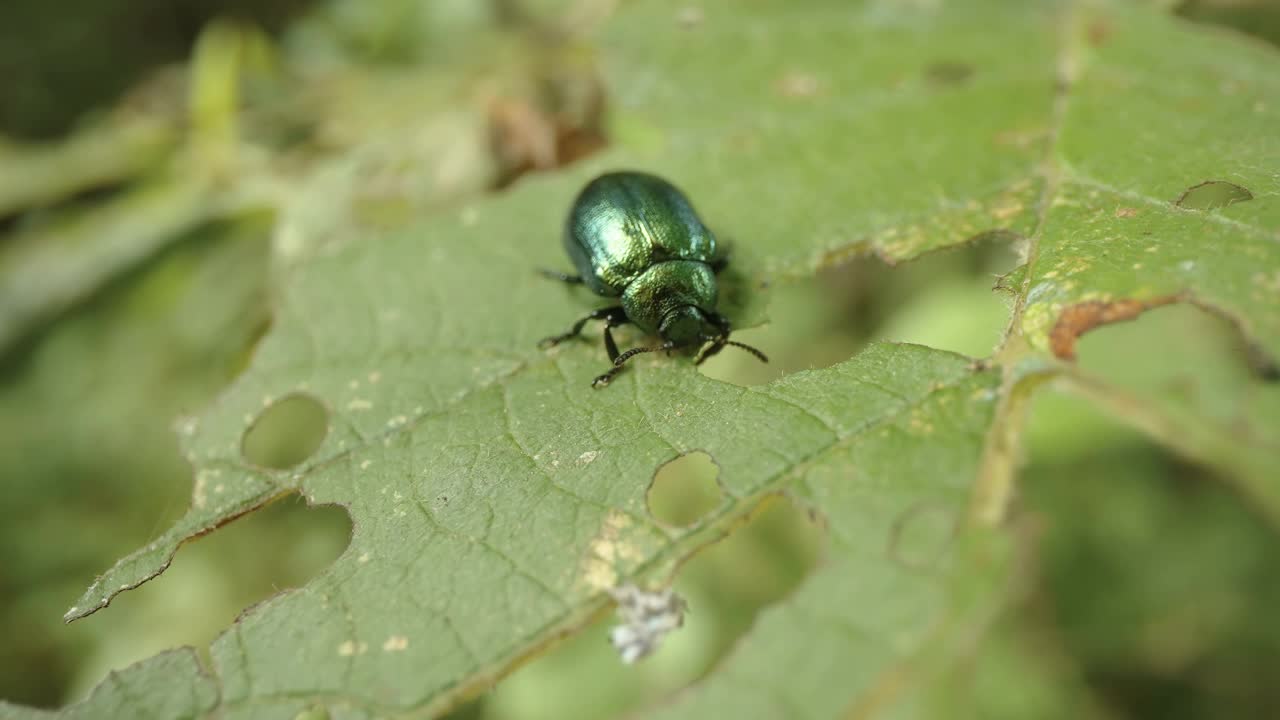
887,499,959,572
241,393,329,470
700,232,1021,386
1070,302,1279,452
647,452,723,527
1078,301,1278,381
1175,0,1280,50
65,493,351,704
1174,180,1253,210
471,494,823,720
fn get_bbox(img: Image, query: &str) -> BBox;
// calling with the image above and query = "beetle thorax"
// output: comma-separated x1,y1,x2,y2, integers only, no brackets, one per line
621,261,718,342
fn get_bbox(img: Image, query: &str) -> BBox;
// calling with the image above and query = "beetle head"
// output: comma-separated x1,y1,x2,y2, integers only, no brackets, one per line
658,306,768,366
658,305,711,347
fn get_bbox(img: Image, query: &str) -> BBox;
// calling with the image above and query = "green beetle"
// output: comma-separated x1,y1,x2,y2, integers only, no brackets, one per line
540,171,767,387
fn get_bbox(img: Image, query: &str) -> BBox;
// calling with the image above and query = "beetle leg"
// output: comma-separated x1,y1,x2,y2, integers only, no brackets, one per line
695,338,728,365
539,306,627,349
592,341,677,388
538,268,584,284
601,313,630,362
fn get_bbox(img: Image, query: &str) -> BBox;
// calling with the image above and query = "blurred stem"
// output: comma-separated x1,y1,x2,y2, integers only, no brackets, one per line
0,173,278,354
966,338,1057,528
189,20,277,176
969,0,1082,528
0,121,175,218
0,19,286,355
968,383,1033,528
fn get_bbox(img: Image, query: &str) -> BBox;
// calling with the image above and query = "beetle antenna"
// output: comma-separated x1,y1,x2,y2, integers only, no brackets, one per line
694,337,768,366
593,341,677,388
725,340,768,363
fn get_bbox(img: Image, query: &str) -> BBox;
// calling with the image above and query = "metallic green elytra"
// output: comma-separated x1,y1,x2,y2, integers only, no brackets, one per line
539,171,767,387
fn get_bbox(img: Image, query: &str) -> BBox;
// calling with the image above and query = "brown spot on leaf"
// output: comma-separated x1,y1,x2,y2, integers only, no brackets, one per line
1114,206,1139,218
991,201,1024,221
1050,296,1180,360
490,98,558,172
489,64,607,189
490,98,607,189
1087,18,1112,47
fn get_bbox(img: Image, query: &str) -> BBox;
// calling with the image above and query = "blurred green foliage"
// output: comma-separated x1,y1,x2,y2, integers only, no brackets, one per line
1018,395,1280,720
1,0,602,709
0,0,312,139
1,0,1277,718
0,213,352,706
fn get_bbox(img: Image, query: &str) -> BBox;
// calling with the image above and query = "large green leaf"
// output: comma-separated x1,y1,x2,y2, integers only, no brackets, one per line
34,651,218,720
1015,1,1280,517
20,0,1277,717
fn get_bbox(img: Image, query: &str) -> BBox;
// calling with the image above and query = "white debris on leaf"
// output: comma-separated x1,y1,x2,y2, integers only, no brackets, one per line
607,583,686,664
